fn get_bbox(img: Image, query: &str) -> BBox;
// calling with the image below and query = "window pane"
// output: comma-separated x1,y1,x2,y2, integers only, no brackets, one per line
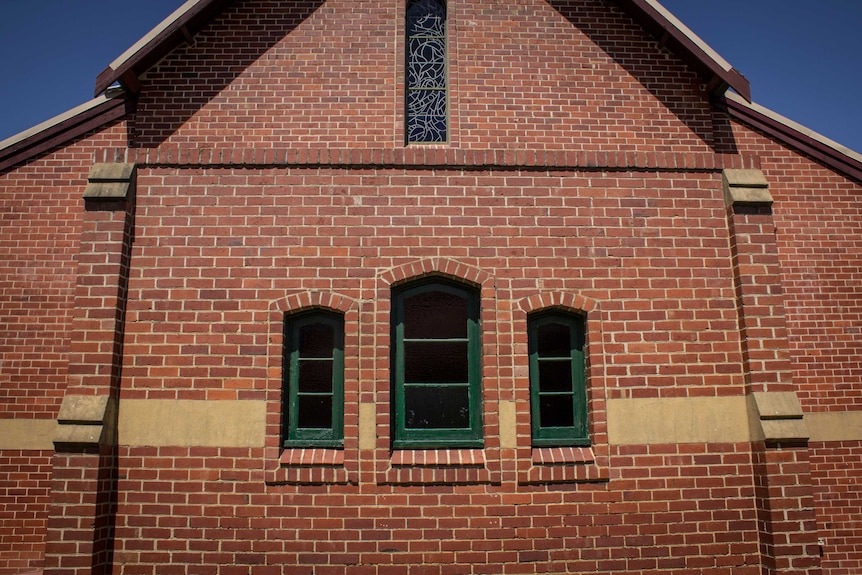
407,0,445,36
408,37,446,88
403,289,466,339
297,359,333,393
540,394,574,428
404,340,468,383
537,321,571,357
405,385,469,428
406,90,447,143
538,360,572,392
297,395,333,429
299,322,334,358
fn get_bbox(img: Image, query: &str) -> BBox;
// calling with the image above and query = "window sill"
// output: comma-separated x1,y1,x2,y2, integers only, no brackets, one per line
268,448,353,485
520,446,608,484
381,449,494,485
531,446,594,465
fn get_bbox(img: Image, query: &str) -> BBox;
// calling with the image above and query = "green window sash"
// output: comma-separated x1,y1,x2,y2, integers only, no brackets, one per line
283,311,344,447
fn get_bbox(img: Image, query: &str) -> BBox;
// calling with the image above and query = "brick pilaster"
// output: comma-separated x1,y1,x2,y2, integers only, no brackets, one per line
724,169,820,574
44,164,136,575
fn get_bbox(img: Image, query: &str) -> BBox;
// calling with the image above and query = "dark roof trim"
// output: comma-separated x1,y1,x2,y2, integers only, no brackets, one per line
96,0,748,100
612,0,750,101
94,0,234,96
0,96,130,173
717,92,862,183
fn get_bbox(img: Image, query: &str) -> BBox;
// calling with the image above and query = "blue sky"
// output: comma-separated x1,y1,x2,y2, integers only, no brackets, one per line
1,0,860,153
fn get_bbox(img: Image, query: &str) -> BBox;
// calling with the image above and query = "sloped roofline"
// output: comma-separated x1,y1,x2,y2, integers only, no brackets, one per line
612,0,751,101
0,95,129,173
93,0,233,96
95,0,750,101
3,0,860,182
717,92,862,183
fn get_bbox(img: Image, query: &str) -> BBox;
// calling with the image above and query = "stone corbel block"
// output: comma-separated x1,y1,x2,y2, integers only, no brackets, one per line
83,162,136,207
748,391,809,445
722,168,772,207
54,395,118,450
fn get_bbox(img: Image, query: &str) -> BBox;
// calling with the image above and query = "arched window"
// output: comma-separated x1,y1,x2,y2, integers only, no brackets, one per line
528,311,589,446
282,310,344,447
392,279,482,447
406,0,447,143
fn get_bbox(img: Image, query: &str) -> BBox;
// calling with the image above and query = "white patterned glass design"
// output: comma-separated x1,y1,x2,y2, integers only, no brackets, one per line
406,0,447,143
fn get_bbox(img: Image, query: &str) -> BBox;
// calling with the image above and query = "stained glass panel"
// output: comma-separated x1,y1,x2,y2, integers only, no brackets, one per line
407,91,447,143
408,38,446,88
407,0,445,36
407,0,447,143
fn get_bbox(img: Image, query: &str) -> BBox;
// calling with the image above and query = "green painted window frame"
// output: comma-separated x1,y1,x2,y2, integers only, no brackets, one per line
528,311,589,446
282,310,344,448
392,279,483,448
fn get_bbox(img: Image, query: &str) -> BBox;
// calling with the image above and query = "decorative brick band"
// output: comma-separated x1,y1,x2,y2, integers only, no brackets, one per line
103,147,759,172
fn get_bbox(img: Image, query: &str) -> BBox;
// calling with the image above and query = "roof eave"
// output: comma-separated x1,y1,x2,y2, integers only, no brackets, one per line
97,0,749,102
0,95,131,173
612,0,751,101
94,0,233,96
716,92,862,183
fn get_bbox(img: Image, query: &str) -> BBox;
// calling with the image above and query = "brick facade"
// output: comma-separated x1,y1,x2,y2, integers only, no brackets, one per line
1,1,860,574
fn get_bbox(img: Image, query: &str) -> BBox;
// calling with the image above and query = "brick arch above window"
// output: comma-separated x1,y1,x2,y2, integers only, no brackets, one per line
380,258,493,290
270,291,359,316
518,291,599,316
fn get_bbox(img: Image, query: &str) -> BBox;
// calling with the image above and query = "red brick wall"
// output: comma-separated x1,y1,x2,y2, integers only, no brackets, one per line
0,155,82,420
0,451,53,575
810,442,862,574
728,119,862,573
0,124,129,419
104,161,764,574
121,166,744,401
3,0,860,573
112,443,761,575
133,0,714,151
0,125,128,575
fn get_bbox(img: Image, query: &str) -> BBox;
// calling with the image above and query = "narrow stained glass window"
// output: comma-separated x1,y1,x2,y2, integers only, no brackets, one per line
406,0,447,143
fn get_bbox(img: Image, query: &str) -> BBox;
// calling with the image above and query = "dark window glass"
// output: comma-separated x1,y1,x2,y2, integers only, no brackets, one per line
537,360,573,393
299,322,335,358
539,395,575,428
297,396,333,429
297,360,333,393
403,289,466,339
404,341,468,383
537,322,571,357
404,385,470,428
